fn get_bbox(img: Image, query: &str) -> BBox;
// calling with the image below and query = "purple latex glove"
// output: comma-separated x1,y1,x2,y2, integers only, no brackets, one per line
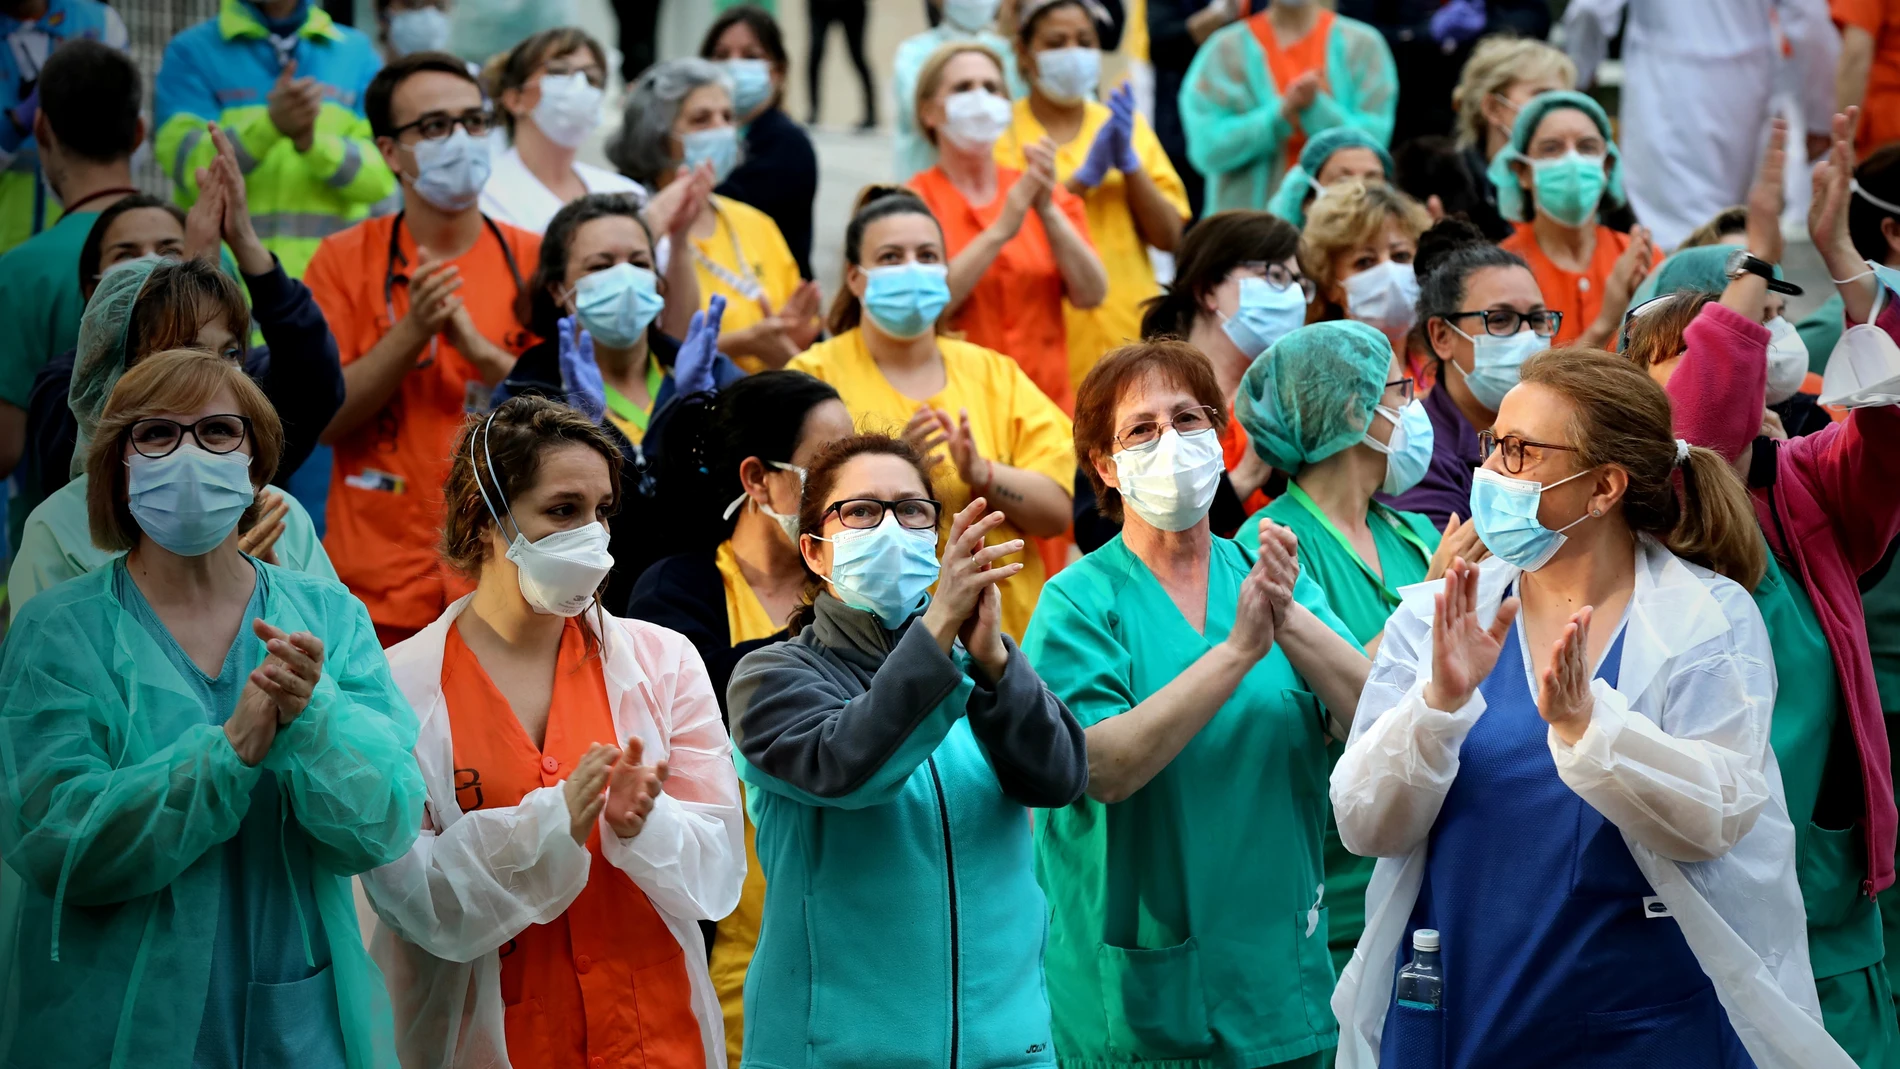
1072,114,1122,189
557,315,606,423
1108,83,1141,174
674,294,726,396
1430,0,1486,47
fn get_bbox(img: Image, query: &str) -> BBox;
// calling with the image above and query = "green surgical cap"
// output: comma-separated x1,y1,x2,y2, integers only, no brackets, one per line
1630,244,1785,307
68,256,161,476
1235,320,1393,475
1486,89,1627,224
1266,127,1395,228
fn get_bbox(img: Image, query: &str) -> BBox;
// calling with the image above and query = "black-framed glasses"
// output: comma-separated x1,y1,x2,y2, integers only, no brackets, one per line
392,108,498,141
128,414,252,459
1478,430,1580,475
1239,260,1318,302
1384,377,1415,405
823,497,943,530
1113,405,1219,450
1447,308,1563,338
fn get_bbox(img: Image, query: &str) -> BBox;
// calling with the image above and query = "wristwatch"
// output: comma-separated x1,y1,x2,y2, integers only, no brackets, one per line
1724,249,1804,297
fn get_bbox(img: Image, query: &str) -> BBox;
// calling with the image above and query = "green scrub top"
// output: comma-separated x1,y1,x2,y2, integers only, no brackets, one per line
1755,552,1897,1065
1022,534,1359,1069
1240,487,1438,979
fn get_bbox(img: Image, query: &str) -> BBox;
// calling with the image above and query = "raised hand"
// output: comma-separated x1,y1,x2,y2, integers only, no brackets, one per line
557,315,606,422
1422,558,1518,712
921,498,1023,658
943,407,992,490
1225,524,1295,663
644,163,714,241
675,293,727,394
1809,108,1863,270
604,736,671,839
902,405,950,467
250,619,325,726
1025,137,1060,211
1108,83,1141,173
1072,113,1122,189
239,488,291,564
1599,224,1654,322
1425,513,1488,582
204,123,271,275
1537,606,1595,745
1745,118,1787,265
183,155,226,263
781,279,824,349
267,59,322,150
563,743,619,845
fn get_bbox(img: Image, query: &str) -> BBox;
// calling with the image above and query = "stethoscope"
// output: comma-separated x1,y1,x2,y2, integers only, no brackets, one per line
383,210,525,368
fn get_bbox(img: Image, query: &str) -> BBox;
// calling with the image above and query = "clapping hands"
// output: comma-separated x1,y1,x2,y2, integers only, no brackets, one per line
1074,84,1141,189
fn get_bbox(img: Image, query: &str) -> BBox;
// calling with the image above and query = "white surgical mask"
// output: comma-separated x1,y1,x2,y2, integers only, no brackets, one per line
471,413,615,616
941,90,1012,150
1343,260,1419,336
942,0,1001,30
1036,47,1100,104
1111,427,1224,532
1764,315,1809,404
410,127,492,211
532,71,604,149
386,6,450,55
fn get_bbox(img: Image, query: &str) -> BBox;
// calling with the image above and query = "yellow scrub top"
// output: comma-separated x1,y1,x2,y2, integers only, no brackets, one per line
709,539,780,1069
693,196,804,373
788,329,1076,640
996,97,1189,394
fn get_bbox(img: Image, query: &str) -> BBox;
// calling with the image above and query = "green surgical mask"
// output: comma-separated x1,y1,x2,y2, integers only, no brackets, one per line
1529,151,1608,227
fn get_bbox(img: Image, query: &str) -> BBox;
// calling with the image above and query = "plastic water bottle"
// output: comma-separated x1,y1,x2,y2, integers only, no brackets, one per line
1396,929,1443,1011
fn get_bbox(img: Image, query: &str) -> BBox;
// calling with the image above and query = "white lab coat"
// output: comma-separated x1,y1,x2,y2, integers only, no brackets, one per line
1329,538,1852,1069
1564,0,1839,249
479,145,649,235
362,595,745,1069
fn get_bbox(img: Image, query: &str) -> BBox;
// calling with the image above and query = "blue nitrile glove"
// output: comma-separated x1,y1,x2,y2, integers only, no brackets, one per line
1073,115,1123,189
1430,0,1486,47
557,315,606,423
674,294,726,396
1109,83,1141,174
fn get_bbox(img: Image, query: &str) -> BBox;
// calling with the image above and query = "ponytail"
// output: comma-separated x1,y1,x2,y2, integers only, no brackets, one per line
1668,443,1766,591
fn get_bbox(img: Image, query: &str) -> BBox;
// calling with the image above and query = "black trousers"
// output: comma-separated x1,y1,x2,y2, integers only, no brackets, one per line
612,0,663,84
807,0,876,124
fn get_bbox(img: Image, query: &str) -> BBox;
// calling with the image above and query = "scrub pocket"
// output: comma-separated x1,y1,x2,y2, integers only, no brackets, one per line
1387,1001,1444,1069
1584,987,1735,1067
1098,938,1214,1059
243,965,347,1068
1295,906,1337,1035
1799,822,1865,932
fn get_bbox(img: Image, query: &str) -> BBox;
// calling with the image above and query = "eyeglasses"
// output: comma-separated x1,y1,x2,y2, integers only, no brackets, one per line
392,108,498,141
823,497,943,530
541,61,607,88
128,414,252,459
1113,405,1218,450
1446,309,1564,338
1478,430,1580,475
1239,260,1318,302
1384,377,1415,405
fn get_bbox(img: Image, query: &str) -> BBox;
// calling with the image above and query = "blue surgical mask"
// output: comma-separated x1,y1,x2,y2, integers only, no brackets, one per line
572,263,666,348
1222,275,1309,359
1363,399,1434,496
1529,151,1609,228
721,58,774,117
820,513,942,628
126,445,256,557
862,262,951,339
410,127,492,211
942,0,1000,31
1870,260,1900,299
386,6,450,55
1036,47,1101,104
1451,325,1549,411
1468,466,1594,571
680,126,741,185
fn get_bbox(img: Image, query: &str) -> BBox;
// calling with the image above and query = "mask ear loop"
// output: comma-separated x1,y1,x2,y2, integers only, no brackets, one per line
471,409,527,546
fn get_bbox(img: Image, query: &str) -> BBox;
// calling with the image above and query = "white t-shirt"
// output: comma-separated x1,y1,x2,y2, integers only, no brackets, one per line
479,145,648,234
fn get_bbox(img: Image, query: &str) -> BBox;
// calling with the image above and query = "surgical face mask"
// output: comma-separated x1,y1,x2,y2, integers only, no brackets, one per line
942,0,1001,30
1343,260,1419,335
680,125,741,184
1764,315,1810,405
1222,276,1309,359
409,128,492,211
1111,427,1225,532
723,460,807,544
1036,47,1100,104
721,58,774,117
126,445,256,557
1362,400,1434,496
531,71,604,149
386,6,450,56
572,262,665,348
941,90,1012,150
819,513,942,628
472,414,615,616
1529,151,1608,228
1450,325,1549,412
862,262,951,339
1468,465,1595,572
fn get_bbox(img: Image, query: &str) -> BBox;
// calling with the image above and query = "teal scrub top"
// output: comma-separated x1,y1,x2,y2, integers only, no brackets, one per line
1242,486,1438,976
1022,534,1358,1069
1754,553,1884,981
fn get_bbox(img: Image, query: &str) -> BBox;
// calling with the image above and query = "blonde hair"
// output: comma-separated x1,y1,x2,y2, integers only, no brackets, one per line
913,41,1006,147
1452,36,1577,150
1299,179,1431,308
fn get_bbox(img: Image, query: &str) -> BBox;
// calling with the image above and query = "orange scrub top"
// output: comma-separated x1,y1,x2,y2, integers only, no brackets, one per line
907,164,1095,414
304,215,540,636
441,616,704,1069
1246,5,1337,166
1499,222,1630,348
1833,0,1900,155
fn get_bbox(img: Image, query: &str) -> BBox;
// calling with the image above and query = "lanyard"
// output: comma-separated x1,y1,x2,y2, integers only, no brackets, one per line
691,198,765,302
601,355,666,434
1283,482,1434,607
384,211,525,367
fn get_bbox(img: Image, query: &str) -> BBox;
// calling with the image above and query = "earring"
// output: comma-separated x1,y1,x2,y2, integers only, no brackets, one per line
1591,508,1602,517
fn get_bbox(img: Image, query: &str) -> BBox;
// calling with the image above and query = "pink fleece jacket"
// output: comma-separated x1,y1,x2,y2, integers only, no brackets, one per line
1665,297,1900,897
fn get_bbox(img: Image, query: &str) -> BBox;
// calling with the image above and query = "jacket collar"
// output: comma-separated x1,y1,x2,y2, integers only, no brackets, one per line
808,591,913,662
220,0,343,42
